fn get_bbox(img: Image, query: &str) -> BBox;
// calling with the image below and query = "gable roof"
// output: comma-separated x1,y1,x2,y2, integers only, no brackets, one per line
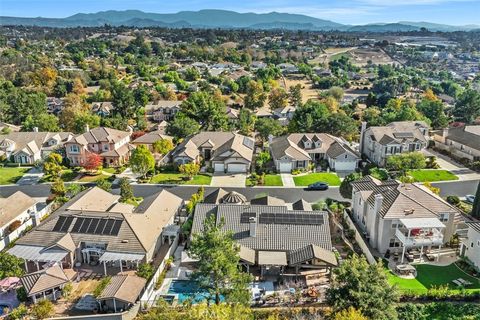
0,191,37,227
21,265,70,295
444,125,480,151
132,132,173,145
365,121,428,146
68,127,130,146
0,132,72,156
97,274,146,304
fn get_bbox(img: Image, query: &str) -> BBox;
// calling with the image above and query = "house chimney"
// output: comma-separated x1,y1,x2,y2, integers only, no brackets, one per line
30,210,40,227
85,124,90,133
359,121,367,154
33,127,38,132
249,217,257,237
373,194,384,216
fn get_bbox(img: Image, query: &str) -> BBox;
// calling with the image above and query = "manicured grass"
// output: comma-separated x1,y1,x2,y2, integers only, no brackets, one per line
385,262,480,294
41,169,78,183
77,173,111,183
264,174,283,186
150,173,212,185
102,166,126,174
0,167,30,185
246,174,283,187
407,169,458,182
293,172,341,186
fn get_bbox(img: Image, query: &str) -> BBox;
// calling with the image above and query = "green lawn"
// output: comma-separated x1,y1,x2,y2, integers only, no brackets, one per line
407,169,458,182
77,173,111,183
0,167,30,185
246,174,283,187
41,169,78,183
264,174,283,186
102,166,126,174
385,263,480,294
150,173,212,185
293,172,341,186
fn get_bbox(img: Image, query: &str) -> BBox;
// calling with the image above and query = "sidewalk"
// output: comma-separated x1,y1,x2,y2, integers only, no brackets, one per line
280,173,295,187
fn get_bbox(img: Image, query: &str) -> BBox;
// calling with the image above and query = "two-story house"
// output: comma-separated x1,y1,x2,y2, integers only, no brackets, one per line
170,132,254,173
461,222,480,271
351,176,460,261
0,191,38,241
65,127,133,167
0,131,73,164
433,125,480,162
145,101,182,122
270,133,360,173
360,121,429,167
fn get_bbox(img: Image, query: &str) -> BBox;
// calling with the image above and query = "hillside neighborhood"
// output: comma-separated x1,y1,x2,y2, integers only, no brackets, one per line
0,12,480,320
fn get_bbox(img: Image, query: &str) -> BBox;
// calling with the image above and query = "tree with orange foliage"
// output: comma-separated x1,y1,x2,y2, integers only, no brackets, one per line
83,153,102,173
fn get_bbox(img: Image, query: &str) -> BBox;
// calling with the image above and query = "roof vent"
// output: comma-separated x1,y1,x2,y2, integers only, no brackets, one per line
404,209,415,215
121,239,129,243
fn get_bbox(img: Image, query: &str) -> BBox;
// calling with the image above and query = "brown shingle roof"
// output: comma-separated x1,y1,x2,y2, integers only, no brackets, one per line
98,274,146,304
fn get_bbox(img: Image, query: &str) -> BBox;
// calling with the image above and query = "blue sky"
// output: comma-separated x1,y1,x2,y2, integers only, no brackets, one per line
1,0,479,25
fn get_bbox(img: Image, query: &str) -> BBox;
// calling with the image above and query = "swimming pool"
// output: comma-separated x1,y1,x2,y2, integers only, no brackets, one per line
167,280,224,304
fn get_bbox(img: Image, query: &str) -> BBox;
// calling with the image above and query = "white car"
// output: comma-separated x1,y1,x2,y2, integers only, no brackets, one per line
466,195,476,204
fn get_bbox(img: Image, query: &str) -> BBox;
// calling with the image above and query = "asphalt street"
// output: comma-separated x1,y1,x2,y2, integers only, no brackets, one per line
1,179,478,202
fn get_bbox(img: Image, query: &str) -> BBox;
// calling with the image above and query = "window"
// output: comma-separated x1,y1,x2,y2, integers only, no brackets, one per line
103,144,109,151
389,238,401,248
471,242,474,248
439,213,449,222
358,197,362,205
416,144,420,150
70,145,79,153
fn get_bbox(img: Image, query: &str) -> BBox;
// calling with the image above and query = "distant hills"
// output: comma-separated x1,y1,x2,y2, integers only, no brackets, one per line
0,9,478,32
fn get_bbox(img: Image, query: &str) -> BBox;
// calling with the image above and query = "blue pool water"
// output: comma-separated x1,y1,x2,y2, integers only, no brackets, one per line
167,280,225,304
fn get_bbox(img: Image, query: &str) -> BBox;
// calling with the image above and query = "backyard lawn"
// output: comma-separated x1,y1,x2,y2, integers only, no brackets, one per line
150,173,212,185
385,263,480,294
407,169,458,182
0,167,30,185
293,172,341,186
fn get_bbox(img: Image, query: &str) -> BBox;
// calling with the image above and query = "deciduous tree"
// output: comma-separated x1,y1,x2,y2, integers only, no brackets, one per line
153,139,174,155
83,153,102,173
130,145,155,179
179,163,200,180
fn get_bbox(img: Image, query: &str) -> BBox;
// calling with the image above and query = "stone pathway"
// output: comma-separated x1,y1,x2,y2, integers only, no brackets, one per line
280,173,295,187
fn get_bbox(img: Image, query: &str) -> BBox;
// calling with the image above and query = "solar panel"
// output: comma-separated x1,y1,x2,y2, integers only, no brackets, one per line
87,219,99,234
240,212,256,223
60,216,74,232
53,216,67,232
79,218,93,233
110,220,122,235
104,219,115,234
94,219,108,235
71,218,84,233
259,213,324,225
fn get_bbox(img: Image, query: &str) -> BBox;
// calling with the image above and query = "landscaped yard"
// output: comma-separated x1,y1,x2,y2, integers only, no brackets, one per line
246,174,283,187
0,167,30,185
77,173,112,183
293,172,341,186
407,169,458,182
150,173,212,185
385,262,480,294
41,169,79,183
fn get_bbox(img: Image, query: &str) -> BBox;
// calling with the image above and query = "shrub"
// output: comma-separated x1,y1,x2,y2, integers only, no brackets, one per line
93,276,111,297
7,303,28,320
7,220,22,234
446,195,460,205
137,263,155,280
31,299,54,320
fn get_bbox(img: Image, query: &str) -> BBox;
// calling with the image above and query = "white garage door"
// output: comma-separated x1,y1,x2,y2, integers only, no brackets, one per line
334,160,356,171
227,164,247,173
214,163,225,172
279,162,292,173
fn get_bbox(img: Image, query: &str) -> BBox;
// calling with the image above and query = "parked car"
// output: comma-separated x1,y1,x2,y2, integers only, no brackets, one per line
466,195,476,204
307,182,329,191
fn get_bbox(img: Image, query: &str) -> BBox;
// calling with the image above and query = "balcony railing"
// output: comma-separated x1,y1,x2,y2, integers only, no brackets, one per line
395,228,444,247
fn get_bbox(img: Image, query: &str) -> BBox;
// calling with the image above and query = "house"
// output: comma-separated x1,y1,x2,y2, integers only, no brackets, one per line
272,106,295,125
433,125,480,162
132,132,173,153
269,133,360,173
9,187,183,275
460,222,480,271
191,201,337,276
65,127,133,167
91,102,114,117
145,101,182,122
97,274,146,313
171,132,254,173
20,264,74,303
0,191,38,241
46,97,64,115
277,63,299,74
360,121,429,166
0,131,73,164
350,176,461,259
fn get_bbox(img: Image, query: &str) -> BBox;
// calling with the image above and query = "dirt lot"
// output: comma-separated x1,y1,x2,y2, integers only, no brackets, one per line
280,78,319,103
309,47,357,65
349,48,397,66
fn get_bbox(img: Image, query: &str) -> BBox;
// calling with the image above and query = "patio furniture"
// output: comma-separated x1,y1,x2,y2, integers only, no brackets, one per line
452,279,463,287
458,278,473,286
395,264,416,276
426,253,436,261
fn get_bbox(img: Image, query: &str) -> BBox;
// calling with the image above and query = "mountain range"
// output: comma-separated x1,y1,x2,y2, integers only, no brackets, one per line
0,9,478,32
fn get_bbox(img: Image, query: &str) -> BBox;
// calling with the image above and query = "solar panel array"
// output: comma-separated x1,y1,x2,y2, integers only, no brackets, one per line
243,137,254,149
53,216,74,232
70,217,122,236
259,212,324,225
240,212,256,223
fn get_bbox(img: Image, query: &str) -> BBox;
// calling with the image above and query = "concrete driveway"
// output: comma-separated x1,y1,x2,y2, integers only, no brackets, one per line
211,173,246,187
423,149,480,181
280,173,295,187
16,167,44,185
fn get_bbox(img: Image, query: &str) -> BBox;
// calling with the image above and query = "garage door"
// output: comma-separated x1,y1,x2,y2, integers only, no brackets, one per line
334,160,356,171
227,164,247,173
214,163,225,172
279,162,292,173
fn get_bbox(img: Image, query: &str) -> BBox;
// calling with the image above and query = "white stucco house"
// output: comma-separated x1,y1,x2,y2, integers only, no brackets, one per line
461,222,480,271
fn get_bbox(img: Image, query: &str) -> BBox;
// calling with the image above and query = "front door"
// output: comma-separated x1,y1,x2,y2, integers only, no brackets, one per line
204,149,211,160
